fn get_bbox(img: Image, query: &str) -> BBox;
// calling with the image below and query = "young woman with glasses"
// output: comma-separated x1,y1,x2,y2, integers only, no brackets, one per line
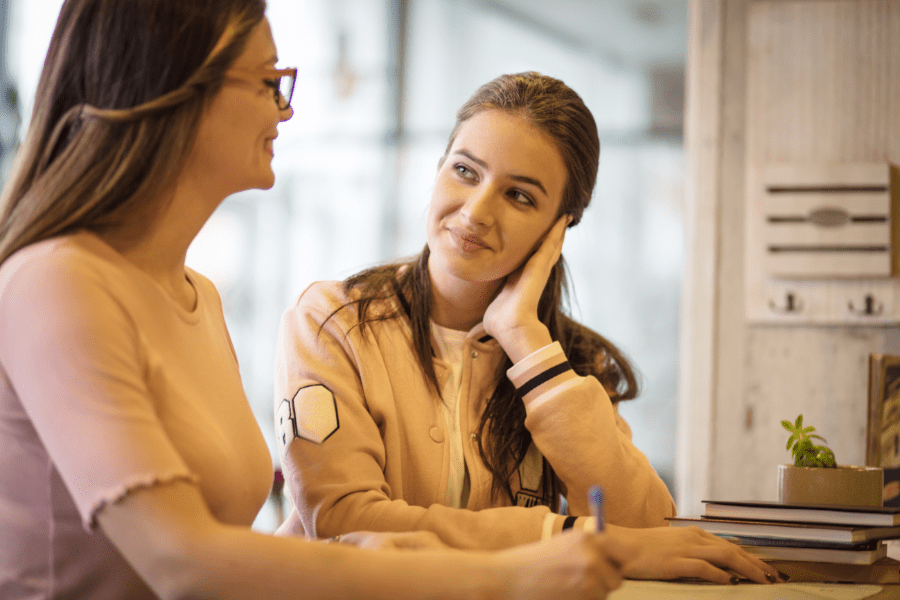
275,72,786,586
0,1,640,598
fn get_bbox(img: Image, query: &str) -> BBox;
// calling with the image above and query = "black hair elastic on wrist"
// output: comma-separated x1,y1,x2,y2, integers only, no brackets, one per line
562,516,578,530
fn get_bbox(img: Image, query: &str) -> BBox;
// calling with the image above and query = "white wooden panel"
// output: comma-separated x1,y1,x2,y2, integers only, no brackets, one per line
763,163,891,187
766,253,890,279
764,223,890,246
747,161,895,286
764,193,888,215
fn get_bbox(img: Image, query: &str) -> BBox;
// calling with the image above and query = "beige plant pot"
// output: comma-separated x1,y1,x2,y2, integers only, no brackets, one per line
777,464,884,507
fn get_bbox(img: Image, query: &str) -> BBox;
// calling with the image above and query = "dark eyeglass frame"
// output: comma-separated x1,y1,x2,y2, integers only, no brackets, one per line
225,67,297,110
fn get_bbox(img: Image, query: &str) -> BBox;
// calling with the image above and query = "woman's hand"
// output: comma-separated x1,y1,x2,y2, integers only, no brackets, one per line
483,215,570,362
605,524,785,584
332,530,448,551
495,530,639,600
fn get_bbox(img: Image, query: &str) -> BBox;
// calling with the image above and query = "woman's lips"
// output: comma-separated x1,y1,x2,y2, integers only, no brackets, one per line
264,132,278,156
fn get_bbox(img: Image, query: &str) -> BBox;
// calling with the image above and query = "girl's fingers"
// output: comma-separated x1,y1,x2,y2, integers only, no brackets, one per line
615,525,784,585
668,558,737,585
548,214,569,251
696,532,780,583
526,215,568,274
687,545,771,584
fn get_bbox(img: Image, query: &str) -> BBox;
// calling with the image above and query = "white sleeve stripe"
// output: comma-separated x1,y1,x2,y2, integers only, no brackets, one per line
507,341,562,380
541,512,556,540
524,377,584,415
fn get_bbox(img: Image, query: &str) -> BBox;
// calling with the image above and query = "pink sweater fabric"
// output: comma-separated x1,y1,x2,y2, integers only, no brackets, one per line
0,233,272,599
275,281,675,550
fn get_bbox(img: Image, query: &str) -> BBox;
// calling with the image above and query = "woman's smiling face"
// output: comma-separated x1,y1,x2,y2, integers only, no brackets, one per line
426,109,568,291
187,18,292,197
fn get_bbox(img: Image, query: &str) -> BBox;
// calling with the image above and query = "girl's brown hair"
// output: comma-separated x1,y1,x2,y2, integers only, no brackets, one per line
0,0,267,266
341,72,638,510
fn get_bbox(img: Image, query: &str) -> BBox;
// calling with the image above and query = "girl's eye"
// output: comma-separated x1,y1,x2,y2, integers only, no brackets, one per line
507,189,534,207
263,78,279,90
454,164,476,181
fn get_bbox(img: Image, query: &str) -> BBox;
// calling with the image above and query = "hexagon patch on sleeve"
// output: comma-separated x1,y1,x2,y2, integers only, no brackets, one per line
277,385,339,456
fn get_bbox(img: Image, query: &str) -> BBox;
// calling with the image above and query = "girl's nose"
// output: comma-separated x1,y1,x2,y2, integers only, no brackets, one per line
280,106,294,122
460,186,495,228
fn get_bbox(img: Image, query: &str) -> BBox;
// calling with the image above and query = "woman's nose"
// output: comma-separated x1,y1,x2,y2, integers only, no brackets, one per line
280,106,294,122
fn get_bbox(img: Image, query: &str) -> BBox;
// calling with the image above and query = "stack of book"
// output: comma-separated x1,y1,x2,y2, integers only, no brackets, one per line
667,500,900,583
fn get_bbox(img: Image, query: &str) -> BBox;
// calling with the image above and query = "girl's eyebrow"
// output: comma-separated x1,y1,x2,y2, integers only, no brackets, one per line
454,149,487,168
453,149,549,196
509,174,548,196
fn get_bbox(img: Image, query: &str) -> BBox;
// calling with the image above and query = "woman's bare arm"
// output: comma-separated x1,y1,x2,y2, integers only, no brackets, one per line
97,479,636,600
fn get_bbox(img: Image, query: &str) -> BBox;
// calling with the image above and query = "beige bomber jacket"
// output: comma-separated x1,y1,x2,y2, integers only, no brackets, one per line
274,281,676,550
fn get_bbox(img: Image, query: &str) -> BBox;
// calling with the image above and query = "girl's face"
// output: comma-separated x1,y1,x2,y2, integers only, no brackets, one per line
426,109,567,290
186,18,292,197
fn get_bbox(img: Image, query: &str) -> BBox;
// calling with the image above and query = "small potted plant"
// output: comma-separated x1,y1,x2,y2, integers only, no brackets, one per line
778,414,883,507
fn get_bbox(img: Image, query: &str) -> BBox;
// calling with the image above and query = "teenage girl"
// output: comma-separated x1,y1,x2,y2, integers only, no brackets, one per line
276,71,783,585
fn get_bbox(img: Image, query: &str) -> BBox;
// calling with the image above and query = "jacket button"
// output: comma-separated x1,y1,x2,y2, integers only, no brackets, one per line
429,426,444,443
470,350,478,359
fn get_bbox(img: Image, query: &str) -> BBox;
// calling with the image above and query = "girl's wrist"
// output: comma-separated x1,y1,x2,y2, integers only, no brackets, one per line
498,322,552,363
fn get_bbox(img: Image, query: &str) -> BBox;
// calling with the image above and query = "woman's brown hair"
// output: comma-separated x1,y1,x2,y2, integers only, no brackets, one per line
341,72,638,511
0,0,267,266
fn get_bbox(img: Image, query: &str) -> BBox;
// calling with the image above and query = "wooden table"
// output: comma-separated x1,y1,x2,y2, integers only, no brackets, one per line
608,580,900,599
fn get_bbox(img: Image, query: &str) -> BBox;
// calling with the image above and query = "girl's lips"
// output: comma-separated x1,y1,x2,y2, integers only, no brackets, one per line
449,228,489,252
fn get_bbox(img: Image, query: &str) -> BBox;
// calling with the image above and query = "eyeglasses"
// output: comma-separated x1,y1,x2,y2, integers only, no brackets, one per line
225,67,297,110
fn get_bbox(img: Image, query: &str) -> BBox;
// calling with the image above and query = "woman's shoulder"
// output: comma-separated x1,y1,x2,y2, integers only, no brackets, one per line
0,233,141,343
0,232,119,295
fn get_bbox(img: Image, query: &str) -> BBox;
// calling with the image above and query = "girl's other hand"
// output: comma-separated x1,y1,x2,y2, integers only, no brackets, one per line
496,529,639,600
333,530,448,551
605,524,784,584
483,214,570,362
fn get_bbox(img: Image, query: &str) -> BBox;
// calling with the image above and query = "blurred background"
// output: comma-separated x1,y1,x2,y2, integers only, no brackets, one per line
0,0,687,531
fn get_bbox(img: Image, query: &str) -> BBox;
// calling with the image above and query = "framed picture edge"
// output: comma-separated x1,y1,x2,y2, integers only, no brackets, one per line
867,353,900,467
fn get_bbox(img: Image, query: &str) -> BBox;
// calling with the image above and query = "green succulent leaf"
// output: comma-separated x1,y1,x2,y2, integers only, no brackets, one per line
783,414,836,468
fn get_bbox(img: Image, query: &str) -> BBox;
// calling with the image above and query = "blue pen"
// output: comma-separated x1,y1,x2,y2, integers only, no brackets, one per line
589,485,604,532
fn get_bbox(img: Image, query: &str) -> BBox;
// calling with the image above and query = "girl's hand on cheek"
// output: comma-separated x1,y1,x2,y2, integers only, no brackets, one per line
483,215,570,362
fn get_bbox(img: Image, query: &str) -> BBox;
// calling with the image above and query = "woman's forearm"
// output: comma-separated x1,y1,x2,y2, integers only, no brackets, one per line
98,480,505,600
180,525,505,600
